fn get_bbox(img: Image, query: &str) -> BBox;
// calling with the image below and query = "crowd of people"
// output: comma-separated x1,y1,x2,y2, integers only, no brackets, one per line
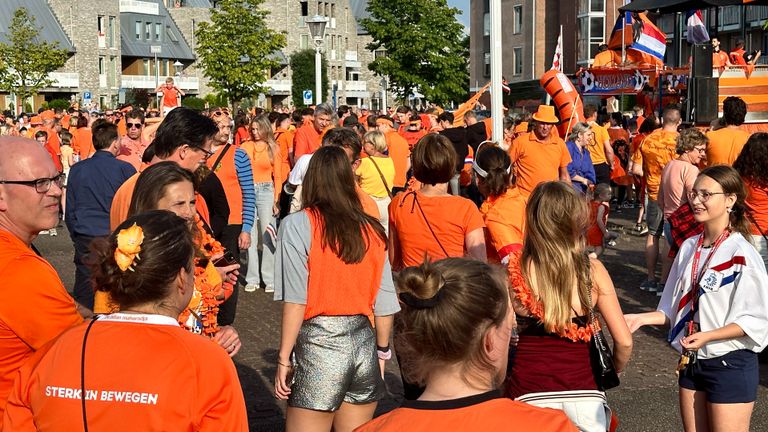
0,89,767,432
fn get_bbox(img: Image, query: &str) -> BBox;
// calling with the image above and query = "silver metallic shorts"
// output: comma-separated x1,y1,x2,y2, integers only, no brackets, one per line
289,315,385,411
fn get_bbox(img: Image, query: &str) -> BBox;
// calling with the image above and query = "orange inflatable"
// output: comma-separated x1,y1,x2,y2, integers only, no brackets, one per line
540,69,585,138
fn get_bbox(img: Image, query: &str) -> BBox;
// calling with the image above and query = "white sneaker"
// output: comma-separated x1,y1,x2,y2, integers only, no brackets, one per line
264,285,275,293
244,284,258,293
49,228,57,236
39,230,49,235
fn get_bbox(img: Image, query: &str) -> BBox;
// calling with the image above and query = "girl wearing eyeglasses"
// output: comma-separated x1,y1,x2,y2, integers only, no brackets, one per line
625,165,768,432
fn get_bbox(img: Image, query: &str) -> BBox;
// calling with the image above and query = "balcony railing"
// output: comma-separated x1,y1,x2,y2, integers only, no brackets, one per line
121,74,199,91
344,80,367,92
48,72,80,88
120,0,159,15
99,74,107,88
265,79,291,95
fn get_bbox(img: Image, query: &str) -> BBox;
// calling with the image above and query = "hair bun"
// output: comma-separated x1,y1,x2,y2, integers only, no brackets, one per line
396,263,446,309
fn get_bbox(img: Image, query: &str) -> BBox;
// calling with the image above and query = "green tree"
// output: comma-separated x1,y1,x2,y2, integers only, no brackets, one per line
0,8,68,111
289,49,328,108
360,0,468,106
195,0,286,109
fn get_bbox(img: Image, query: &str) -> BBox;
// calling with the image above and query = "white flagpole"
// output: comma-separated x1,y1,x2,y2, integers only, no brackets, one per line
490,0,503,142
622,12,627,64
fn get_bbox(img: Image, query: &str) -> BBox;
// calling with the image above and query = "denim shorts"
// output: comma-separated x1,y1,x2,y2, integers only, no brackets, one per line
678,349,759,403
646,200,664,237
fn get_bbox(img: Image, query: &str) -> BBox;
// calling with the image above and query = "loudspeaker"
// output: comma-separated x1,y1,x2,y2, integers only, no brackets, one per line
691,77,719,124
691,44,713,78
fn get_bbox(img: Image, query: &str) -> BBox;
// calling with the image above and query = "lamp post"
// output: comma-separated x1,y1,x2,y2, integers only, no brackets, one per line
380,77,387,113
173,60,184,76
306,15,328,105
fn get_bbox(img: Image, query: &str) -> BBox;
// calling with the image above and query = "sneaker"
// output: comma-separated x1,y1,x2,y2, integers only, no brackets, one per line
636,224,649,236
244,284,258,293
607,239,617,247
39,230,49,235
264,285,275,294
639,279,658,291
49,228,57,236
621,202,635,209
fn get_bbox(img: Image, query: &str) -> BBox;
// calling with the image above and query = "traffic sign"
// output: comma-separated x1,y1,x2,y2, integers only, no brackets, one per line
150,45,162,54
302,90,313,105
83,91,91,100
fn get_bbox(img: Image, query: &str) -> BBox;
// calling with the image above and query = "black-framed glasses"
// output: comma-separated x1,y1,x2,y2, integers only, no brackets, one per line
0,172,66,193
189,145,215,160
688,191,725,202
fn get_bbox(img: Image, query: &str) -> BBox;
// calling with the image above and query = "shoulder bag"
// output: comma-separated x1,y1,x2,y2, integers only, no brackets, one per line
367,156,393,198
586,258,620,391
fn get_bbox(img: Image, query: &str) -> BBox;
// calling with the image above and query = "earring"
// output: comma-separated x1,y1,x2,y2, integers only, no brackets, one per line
726,207,733,213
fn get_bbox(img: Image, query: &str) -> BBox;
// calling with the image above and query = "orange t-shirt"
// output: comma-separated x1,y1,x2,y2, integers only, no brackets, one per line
389,191,484,268
400,129,426,150
274,128,294,181
161,87,180,108
480,187,527,263
385,131,410,188
117,119,127,137
233,126,250,147
587,201,609,247
3,315,247,431
0,231,83,422
705,127,750,167
73,128,95,160
607,127,630,145
239,140,282,201
508,131,571,196
587,122,610,165
746,181,768,236
713,50,730,69
354,392,578,432
630,129,678,201
292,123,322,159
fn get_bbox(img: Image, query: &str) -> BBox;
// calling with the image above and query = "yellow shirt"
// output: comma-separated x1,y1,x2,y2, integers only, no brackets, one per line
631,129,678,201
587,122,610,165
356,156,395,198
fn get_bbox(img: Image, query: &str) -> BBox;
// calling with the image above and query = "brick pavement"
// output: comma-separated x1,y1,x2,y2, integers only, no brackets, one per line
35,206,768,431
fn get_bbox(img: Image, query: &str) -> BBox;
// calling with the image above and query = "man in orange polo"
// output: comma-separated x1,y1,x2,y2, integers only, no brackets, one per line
630,105,681,292
712,37,732,73
706,96,750,166
293,103,332,159
507,105,571,197
0,137,83,423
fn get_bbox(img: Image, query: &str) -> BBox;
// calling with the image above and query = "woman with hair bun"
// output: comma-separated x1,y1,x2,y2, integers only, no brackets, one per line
507,181,632,432
626,165,768,432
3,211,248,430
474,145,527,264
357,258,577,431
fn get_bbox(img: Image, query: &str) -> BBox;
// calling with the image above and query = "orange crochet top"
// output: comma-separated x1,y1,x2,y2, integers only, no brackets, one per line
507,251,595,342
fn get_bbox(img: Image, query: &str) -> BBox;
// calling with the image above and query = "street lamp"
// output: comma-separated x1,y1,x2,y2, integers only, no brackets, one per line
173,60,184,76
306,15,328,105
380,77,387,113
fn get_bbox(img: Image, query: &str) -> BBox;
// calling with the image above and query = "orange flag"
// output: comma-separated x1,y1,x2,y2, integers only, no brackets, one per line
453,82,491,127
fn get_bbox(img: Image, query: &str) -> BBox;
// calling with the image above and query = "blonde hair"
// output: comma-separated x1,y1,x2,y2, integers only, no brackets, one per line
522,182,591,333
363,130,388,154
567,122,591,142
248,114,279,163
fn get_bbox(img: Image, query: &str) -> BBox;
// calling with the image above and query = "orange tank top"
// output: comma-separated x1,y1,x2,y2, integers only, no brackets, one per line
303,209,387,321
207,144,243,225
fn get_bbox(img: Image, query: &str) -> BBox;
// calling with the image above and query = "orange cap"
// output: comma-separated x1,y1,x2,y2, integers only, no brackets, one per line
30,116,42,125
40,110,55,121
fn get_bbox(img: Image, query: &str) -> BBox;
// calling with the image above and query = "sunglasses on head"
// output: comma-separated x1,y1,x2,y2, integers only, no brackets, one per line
211,108,230,117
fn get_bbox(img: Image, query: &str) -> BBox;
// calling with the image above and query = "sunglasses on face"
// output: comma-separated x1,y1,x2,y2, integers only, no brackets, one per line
126,122,143,129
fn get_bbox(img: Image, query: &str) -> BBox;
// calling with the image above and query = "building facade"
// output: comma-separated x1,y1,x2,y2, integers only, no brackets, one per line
0,0,391,113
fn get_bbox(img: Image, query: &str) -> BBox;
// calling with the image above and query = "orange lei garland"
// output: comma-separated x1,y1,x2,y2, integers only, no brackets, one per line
507,251,595,343
177,215,229,337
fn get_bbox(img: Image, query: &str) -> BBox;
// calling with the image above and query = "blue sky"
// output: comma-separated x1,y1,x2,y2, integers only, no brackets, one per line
448,0,470,29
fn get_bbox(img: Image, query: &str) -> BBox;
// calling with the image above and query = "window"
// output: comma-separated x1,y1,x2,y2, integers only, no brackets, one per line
331,3,335,18
591,0,605,12
577,2,606,65
300,1,308,17
483,13,490,36
135,21,142,40
143,59,150,76
300,34,309,49
145,22,152,40
513,6,522,34
317,1,321,15
98,56,105,74
155,23,162,41
108,16,115,47
97,16,105,34
166,26,179,42
513,47,523,75
483,52,490,77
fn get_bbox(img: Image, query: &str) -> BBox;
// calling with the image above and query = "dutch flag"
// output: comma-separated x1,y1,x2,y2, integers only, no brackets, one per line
686,10,710,44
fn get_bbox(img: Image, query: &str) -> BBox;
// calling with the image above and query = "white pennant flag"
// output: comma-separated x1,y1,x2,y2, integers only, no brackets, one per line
551,27,563,72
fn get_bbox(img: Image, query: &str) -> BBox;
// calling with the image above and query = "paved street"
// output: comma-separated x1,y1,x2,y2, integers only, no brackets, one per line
36,207,768,431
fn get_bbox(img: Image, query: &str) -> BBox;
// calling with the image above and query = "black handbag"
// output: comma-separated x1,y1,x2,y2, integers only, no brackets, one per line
586,259,621,391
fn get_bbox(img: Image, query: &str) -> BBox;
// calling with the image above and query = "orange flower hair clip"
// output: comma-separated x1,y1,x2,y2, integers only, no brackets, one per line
115,223,144,272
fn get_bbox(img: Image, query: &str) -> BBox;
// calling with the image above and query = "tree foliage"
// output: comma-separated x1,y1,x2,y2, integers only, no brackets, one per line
195,0,286,108
360,0,468,106
0,8,68,110
289,49,328,108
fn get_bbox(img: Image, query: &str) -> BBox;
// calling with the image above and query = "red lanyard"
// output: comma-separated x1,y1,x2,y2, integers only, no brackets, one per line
688,230,730,327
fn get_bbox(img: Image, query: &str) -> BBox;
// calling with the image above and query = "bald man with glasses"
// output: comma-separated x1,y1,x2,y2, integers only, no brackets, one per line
0,137,84,424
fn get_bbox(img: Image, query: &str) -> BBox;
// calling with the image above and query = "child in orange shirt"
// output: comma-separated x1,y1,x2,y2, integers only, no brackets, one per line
587,183,618,258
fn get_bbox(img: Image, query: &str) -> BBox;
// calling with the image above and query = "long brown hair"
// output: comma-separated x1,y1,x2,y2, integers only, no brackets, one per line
302,146,387,263
521,181,591,333
699,165,752,242
247,113,279,163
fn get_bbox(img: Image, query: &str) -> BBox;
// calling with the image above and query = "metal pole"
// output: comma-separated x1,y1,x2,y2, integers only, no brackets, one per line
490,0,503,143
382,79,387,113
155,52,160,110
621,12,627,64
315,45,322,105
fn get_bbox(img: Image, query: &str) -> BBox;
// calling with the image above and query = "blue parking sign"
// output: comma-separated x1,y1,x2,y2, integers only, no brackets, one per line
302,90,313,105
